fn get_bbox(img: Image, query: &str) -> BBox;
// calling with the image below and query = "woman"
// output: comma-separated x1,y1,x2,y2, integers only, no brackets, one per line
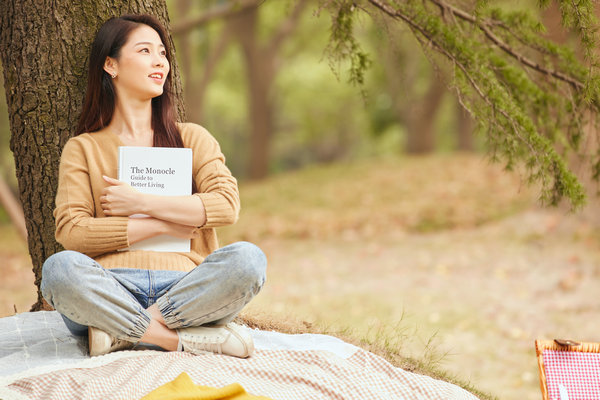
40,14,266,358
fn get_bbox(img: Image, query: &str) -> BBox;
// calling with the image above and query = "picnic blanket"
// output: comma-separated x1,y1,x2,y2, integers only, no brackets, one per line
140,372,274,399
0,312,479,400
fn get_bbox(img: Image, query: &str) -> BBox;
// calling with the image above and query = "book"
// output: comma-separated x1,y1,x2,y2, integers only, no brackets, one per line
118,146,193,252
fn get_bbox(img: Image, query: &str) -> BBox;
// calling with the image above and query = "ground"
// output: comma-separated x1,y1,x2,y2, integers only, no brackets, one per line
2,153,599,399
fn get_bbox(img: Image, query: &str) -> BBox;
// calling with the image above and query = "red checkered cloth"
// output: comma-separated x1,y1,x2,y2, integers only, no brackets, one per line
1,348,477,400
543,349,600,400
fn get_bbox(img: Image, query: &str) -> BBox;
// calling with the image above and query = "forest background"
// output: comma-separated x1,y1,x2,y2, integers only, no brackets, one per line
2,1,600,399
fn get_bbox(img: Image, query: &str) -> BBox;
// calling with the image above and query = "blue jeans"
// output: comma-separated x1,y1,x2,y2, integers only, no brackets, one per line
41,242,266,341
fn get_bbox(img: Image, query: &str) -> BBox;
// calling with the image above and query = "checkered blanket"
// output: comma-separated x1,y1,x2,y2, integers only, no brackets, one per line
543,349,600,400
0,312,479,400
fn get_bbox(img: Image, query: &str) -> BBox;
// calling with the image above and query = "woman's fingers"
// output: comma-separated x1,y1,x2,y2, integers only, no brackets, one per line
99,195,112,215
102,175,121,185
99,178,141,216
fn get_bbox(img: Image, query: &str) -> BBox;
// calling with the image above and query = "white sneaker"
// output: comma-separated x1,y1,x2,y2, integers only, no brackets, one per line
177,322,254,358
88,326,134,357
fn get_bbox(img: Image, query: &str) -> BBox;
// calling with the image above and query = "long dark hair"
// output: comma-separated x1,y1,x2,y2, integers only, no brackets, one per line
75,14,183,151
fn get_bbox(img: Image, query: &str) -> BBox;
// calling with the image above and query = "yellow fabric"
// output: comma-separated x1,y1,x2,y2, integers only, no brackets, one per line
53,123,240,271
141,372,274,400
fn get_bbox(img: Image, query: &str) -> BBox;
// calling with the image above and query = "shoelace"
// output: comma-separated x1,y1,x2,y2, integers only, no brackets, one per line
194,341,223,354
184,334,227,355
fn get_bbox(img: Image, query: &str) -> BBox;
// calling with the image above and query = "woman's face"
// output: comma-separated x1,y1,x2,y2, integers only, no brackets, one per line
105,25,170,102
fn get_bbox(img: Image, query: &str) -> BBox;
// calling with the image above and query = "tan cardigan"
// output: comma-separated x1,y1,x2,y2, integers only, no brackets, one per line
54,123,240,271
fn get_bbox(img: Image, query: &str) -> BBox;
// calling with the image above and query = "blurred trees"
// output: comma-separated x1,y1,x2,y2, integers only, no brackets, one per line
323,0,600,207
172,0,311,179
367,21,474,154
168,0,475,181
170,0,600,192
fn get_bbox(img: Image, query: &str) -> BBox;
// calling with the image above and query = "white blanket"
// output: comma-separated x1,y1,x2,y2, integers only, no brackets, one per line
0,312,479,400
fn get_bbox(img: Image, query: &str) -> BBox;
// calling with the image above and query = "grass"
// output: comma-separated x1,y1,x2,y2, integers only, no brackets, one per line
218,153,534,244
237,312,496,400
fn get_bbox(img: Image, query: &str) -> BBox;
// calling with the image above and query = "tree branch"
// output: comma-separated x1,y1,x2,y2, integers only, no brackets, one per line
171,0,262,35
426,0,585,90
366,0,584,91
366,0,550,189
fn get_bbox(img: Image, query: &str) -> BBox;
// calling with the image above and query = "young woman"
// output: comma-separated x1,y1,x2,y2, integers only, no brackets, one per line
40,14,266,358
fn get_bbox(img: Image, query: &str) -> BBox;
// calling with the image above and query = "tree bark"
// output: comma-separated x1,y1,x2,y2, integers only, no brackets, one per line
0,0,185,311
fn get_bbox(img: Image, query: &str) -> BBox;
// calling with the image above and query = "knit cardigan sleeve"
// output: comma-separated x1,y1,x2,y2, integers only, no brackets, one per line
182,123,240,228
54,138,129,256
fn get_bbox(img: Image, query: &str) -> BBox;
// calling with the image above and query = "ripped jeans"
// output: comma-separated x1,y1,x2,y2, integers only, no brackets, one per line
41,242,266,341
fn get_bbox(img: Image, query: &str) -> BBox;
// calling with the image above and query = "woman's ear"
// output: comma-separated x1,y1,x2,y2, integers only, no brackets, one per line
103,56,118,78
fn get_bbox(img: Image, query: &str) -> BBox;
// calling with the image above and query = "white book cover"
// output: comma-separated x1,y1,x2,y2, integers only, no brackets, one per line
118,146,193,252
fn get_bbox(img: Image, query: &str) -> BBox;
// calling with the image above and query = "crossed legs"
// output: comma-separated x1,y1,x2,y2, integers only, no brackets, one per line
41,242,267,352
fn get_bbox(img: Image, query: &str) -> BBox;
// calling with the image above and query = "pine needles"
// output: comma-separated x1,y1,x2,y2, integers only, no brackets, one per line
322,0,600,209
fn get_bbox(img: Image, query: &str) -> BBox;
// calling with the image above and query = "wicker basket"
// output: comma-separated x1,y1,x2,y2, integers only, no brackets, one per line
535,339,600,400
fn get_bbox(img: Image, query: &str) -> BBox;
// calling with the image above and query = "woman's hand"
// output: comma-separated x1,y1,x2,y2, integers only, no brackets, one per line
100,176,145,216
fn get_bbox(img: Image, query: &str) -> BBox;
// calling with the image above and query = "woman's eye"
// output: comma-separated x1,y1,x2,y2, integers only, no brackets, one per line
140,48,149,53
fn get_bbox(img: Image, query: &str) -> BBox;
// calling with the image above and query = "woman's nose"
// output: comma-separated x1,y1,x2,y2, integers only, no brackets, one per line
153,54,165,67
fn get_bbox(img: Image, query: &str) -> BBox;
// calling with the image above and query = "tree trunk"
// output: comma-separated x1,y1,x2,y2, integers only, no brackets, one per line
456,101,474,151
405,76,446,153
231,6,275,180
542,2,570,45
0,0,185,311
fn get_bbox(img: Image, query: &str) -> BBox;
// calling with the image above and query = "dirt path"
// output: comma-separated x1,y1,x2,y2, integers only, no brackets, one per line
244,204,600,399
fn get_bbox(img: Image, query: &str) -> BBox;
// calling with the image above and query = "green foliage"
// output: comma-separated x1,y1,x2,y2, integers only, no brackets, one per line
552,0,598,61
322,0,600,208
325,1,372,86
